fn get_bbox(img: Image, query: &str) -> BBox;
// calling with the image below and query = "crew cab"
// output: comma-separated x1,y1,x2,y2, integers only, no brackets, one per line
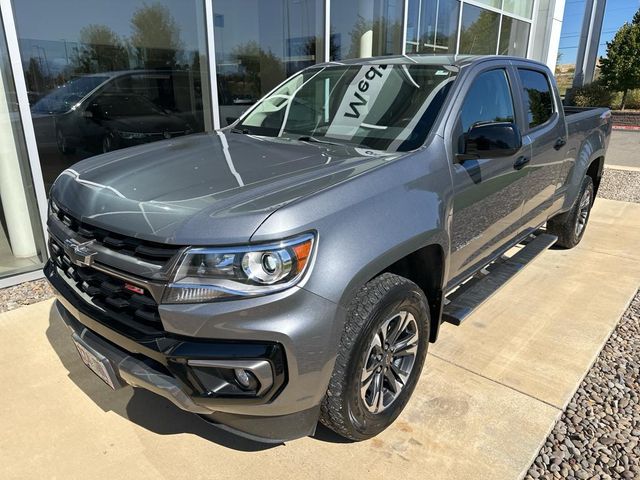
44,55,611,443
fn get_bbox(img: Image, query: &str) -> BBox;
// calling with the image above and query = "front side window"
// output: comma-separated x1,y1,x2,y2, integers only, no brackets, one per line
237,64,457,152
518,69,554,129
459,69,515,134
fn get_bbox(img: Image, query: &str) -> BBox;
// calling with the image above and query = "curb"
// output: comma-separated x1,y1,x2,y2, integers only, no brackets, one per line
605,164,640,172
612,125,640,131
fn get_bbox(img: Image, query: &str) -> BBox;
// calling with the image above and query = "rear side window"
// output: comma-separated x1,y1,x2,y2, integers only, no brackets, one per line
459,69,515,133
518,69,554,129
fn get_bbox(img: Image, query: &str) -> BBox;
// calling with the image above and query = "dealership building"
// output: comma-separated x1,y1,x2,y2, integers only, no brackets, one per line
0,0,605,287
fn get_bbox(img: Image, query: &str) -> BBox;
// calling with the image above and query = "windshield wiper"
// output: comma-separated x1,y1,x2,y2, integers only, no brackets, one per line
230,127,249,134
297,135,343,146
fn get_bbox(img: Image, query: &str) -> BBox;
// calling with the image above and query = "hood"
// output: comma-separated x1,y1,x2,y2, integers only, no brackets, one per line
50,131,398,245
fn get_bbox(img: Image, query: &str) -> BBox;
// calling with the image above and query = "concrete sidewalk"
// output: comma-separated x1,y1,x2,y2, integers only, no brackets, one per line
1,199,639,480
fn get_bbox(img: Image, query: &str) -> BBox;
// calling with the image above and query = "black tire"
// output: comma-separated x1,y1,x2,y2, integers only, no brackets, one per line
547,175,594,249
320,273,430,441
56,128,75,155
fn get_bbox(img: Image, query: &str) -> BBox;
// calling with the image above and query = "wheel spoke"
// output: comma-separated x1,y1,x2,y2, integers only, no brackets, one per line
392,328,418,353
360,369,375,398
379,317,391,345
384,367,402,394
374,372,385,412
393,343,418,358
368,371,384,413
388,311,409,345
390,362,410,384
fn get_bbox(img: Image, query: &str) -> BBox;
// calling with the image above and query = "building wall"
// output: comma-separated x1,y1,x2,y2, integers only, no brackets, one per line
0,0,564,286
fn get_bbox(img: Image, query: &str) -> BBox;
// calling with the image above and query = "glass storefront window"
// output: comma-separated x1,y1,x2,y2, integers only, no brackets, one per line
459,4,500,55
13,0,211,192
213,0,323,127
499,16,530,57
405,0,459,54
331,0,404,61
503,0,534,19
0,17,46,280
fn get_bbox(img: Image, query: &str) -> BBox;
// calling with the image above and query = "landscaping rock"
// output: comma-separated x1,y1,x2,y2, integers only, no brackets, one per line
524,291,640,479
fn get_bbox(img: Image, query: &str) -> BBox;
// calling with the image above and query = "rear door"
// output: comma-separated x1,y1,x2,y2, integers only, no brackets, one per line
446,65,531,285
513,66,567,232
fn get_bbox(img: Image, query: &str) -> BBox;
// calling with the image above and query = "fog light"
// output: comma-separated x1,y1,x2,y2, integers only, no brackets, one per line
234,368,256,389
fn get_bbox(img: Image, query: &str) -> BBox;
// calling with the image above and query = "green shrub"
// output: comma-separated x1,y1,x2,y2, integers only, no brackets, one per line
607,89,640,110
571,81,615,107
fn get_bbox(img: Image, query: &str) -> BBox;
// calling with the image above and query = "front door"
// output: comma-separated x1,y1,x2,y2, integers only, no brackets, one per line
447,67,531,285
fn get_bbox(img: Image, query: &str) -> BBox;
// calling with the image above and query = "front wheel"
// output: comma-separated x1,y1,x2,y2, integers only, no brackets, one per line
56,128,75,155
320,273,429,441
547,175,594,248
102,134,114,153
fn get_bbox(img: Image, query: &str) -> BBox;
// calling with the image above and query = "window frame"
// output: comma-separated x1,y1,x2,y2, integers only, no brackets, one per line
514,67,559,134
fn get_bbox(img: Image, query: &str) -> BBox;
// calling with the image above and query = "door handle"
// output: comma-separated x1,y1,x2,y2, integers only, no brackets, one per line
554,137,567,150
513,156,530,170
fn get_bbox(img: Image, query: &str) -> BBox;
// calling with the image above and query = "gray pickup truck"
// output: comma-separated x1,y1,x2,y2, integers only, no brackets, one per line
45,55,611,443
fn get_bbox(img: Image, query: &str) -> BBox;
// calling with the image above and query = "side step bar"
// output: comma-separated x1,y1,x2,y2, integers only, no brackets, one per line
442,233,558,326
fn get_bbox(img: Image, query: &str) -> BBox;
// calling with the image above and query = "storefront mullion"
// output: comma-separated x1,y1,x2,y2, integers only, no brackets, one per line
0,0,48,287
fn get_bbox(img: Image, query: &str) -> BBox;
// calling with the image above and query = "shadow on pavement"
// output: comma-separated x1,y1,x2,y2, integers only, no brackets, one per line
44,303,279,452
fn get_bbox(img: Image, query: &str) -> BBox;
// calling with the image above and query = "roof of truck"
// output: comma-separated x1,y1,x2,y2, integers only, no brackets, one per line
315,54,549,71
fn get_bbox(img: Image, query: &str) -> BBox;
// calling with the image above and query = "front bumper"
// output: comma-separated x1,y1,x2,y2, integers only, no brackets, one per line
46,261,343,442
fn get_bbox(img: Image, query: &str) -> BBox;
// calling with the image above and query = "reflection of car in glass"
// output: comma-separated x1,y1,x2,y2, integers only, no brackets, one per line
55,92,193,154
30,70,203,153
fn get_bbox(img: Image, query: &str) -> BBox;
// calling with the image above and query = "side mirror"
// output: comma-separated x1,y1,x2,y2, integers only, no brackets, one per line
457,122,522,161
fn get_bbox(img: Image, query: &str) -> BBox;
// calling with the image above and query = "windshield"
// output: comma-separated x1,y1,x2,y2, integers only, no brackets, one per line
31,75,109,114
236,64,456,152
94,94,164,117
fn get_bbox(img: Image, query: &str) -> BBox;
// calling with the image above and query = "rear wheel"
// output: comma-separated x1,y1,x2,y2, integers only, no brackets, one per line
320,273,429,441
547,175,594,249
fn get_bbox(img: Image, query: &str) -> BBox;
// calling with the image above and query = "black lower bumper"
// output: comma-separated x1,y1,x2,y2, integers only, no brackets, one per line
54,300,319,443
47,258,320,442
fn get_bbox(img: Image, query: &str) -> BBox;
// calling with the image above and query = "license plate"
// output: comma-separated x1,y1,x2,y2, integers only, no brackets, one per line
73,336,119,390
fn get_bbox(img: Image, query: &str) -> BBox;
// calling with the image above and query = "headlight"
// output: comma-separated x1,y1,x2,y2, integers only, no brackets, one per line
118,131,148,139
162,233,315,303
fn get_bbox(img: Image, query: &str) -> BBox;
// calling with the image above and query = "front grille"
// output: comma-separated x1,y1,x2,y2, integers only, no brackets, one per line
49,237,163,337
51,205,179,266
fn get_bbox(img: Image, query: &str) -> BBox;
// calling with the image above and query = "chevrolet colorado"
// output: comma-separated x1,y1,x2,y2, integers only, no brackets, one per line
45,55,612,443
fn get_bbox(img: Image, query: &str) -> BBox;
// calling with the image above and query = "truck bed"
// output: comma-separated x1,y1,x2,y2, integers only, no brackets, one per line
564,106,611,137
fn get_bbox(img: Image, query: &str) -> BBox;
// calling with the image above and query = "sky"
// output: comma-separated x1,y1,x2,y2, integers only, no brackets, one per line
558,0,640,65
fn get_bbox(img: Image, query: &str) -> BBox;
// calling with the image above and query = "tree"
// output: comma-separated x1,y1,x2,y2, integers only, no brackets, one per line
130,2,183,69
230,41,285,99
599,10,640,110
25,57,47,97
72,24,129,74
459,10,500,55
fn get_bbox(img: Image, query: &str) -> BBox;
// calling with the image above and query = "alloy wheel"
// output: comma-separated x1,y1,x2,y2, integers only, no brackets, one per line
575,188,592,238
360,310,419,414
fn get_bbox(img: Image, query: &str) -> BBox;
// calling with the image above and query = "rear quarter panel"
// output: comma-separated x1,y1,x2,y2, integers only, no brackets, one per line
560,108,611,211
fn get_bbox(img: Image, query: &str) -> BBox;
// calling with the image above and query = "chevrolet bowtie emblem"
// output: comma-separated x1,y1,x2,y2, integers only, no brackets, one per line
64,238,97,267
